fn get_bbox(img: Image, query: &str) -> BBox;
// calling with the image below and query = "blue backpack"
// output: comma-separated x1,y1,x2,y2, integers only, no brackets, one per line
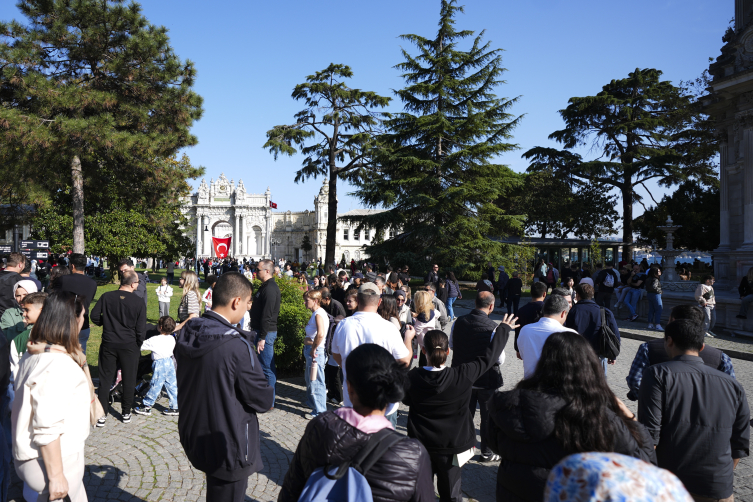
297,428,404,502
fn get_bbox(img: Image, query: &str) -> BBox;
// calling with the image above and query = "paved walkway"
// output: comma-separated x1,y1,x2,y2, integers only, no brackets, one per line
8,299,753,501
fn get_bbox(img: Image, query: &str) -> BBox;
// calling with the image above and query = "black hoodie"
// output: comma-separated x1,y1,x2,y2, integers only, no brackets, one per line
175,311,274,481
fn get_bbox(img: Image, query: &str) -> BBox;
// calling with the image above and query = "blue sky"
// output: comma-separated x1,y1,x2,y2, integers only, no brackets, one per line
1,0,730,226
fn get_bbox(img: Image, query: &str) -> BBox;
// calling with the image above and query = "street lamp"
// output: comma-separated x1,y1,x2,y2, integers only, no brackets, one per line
270,237,281,260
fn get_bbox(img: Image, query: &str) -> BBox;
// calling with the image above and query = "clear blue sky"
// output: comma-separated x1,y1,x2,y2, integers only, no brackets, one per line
1,0,730,225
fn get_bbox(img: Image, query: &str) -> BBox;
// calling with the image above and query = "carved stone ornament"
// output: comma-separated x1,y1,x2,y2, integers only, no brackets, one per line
198,179,209,199
736,31,753,71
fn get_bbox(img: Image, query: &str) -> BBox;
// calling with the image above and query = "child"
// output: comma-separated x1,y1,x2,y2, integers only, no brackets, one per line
202,274,216,313
11,292,47,382
156,277,173,318
695,274,716,337
134,316,179,416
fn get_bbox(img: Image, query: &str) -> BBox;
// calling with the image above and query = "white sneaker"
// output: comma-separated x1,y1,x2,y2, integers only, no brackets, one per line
647,324,654,329
655,325,664,331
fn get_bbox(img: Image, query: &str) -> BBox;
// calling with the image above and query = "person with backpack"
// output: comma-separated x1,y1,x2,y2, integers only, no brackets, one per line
404,314,515,501
278,343,434,502
594,261,621,310
565,283,621,377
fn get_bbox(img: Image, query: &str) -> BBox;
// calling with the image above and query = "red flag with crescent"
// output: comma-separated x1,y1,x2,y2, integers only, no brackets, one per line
212,236,232,258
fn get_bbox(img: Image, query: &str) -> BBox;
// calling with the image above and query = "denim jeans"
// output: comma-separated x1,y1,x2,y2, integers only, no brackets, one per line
304,345,327,416
600,357,608,379
703,306,716,334
143,357,178,409
625,289,642,316
446,297,457,319
740,294,753,316
257,331,277,406
78,328,90,357
647,292,663,325
386,410,398,429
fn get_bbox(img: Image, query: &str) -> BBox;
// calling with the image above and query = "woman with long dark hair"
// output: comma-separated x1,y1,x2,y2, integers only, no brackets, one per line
378,294,401,330
12,291,93,502
279,344,434,501
487,331,655,502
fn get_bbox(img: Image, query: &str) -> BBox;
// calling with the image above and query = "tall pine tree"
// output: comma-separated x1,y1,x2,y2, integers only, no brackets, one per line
348,0,522,273
0,0,203,253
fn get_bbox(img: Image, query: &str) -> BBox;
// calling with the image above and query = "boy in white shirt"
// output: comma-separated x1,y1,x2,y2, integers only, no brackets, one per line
134,316,179,416
156,277,173,318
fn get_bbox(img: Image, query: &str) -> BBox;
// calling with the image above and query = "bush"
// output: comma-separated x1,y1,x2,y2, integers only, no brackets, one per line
253,276,310,374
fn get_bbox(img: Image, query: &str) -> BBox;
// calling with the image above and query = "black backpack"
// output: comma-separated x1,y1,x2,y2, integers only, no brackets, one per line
596,308,620,359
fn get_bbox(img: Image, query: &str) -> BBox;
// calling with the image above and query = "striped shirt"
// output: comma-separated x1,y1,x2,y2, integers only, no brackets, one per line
178,291,200,322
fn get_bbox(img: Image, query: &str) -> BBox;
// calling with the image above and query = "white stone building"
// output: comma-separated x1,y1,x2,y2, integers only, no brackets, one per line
182,173,386,262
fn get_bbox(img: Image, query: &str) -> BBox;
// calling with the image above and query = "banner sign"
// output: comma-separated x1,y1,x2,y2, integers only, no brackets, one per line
0,246,11,254
21,250,48,259
20,240,49,249
212,236,232,258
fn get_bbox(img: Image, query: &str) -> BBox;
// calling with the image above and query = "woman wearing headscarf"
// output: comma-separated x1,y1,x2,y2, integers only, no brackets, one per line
1,280,38,343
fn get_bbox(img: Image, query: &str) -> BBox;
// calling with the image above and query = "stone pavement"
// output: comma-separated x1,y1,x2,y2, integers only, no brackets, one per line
8,298,753,501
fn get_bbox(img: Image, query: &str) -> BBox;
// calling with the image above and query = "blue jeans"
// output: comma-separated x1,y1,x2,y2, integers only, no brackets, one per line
78,328,90,357
647,292,663,325
257,332,277,406
625,289,642,317
143,357,178,409
304,345,327,416
447,297,457,319
387,410,398,429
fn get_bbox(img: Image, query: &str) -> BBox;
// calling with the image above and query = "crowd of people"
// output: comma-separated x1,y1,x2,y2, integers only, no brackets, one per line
0,251,749,502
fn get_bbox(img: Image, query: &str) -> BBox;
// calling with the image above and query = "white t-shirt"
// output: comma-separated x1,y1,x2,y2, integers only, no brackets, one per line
305,307,328,340
331,311,410,416
518,317,577,378
141,334,176,361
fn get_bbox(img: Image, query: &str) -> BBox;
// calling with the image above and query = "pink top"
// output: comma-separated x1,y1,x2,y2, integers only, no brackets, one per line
335,407,394,434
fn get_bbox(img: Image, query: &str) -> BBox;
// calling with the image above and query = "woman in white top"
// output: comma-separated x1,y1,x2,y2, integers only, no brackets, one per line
13,291,91,502
156,277,173,318
412,291,440,367
303,289,329,419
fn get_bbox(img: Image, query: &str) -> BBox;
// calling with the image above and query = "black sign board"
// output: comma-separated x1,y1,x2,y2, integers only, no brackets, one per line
0,246,11,254
20,250,48,260
20,240,49,250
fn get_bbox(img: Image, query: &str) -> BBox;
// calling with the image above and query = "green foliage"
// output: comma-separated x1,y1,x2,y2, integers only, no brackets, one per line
253,277,310,373
633,180,719,251
523,68,717,255
347,0,524,275
264,63,391,266
589,239,603,269
0,0,203,249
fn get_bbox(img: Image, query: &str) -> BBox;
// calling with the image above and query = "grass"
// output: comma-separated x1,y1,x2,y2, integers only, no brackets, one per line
85,268,210,378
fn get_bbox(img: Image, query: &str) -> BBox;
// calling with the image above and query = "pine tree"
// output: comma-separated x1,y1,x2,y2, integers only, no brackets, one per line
0,0,203,253
263,64,390,268
347,0,522,273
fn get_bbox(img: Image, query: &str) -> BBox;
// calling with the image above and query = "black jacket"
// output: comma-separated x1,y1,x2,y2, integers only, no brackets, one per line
90,290,146,346
278,412,435,502
563,299,620,355
0,271,21,318
249,278,281,339
514,300,543,351
323,298,346,318
57,273,98,330
405,324,510,454
451,309,504,389
740,276,753,298
488,388,656,502
175,311,274,481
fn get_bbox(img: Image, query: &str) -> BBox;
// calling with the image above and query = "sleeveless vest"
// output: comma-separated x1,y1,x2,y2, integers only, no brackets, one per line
451,309,503,389
646,338,723,369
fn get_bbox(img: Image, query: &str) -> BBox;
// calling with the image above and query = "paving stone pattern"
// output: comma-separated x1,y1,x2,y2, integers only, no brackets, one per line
8,298,753,501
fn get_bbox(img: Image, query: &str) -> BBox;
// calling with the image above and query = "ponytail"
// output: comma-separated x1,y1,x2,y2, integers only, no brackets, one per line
424,329,449,368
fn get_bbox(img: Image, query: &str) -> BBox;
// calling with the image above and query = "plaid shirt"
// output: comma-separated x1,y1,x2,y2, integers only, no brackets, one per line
626,342,736,400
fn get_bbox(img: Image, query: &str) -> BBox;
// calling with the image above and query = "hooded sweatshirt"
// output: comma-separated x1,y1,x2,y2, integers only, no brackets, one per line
402,323,510,455
175,311,274,481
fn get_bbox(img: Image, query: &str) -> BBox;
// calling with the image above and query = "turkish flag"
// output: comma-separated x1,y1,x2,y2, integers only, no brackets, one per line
212,236,232,258
269,201,278,209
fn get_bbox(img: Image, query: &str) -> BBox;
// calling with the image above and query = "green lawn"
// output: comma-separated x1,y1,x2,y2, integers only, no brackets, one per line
85,268,210,377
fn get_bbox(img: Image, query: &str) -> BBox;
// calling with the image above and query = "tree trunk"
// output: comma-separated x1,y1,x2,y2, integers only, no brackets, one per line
622,186,634,261
71,155,85,254
325,172,338,269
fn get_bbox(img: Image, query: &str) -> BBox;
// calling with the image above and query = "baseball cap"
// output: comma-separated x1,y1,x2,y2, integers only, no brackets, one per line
354,272,365,279
359,282,381,295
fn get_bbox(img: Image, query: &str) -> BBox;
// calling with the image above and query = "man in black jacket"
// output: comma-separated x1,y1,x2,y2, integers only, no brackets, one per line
425,263,440,289
594,261,621,309
58,253,98,355
0,253,24,318
91,271,146,426
450,291,505,462
118,258,148,308
514,281,547,353
320,288,346,318
176,272,274,502
249,259,281,406
564,284,620,377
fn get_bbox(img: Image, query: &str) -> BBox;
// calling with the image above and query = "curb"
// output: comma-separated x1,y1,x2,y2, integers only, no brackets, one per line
620,330,753,362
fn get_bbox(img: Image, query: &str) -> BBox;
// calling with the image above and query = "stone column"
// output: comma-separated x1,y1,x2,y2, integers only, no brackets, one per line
743,128,753,249
719,141,731,250
233,213,239,257
195,212,202,259
238,215,244,255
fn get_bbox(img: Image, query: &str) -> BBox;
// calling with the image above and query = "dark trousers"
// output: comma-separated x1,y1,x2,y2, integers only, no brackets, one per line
469,388,495,455
166,272,174,285
428,452,462,502
505,295,520,315
206,474,248,502
97,343,140,416
325,364,342,403
595,291,613,310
